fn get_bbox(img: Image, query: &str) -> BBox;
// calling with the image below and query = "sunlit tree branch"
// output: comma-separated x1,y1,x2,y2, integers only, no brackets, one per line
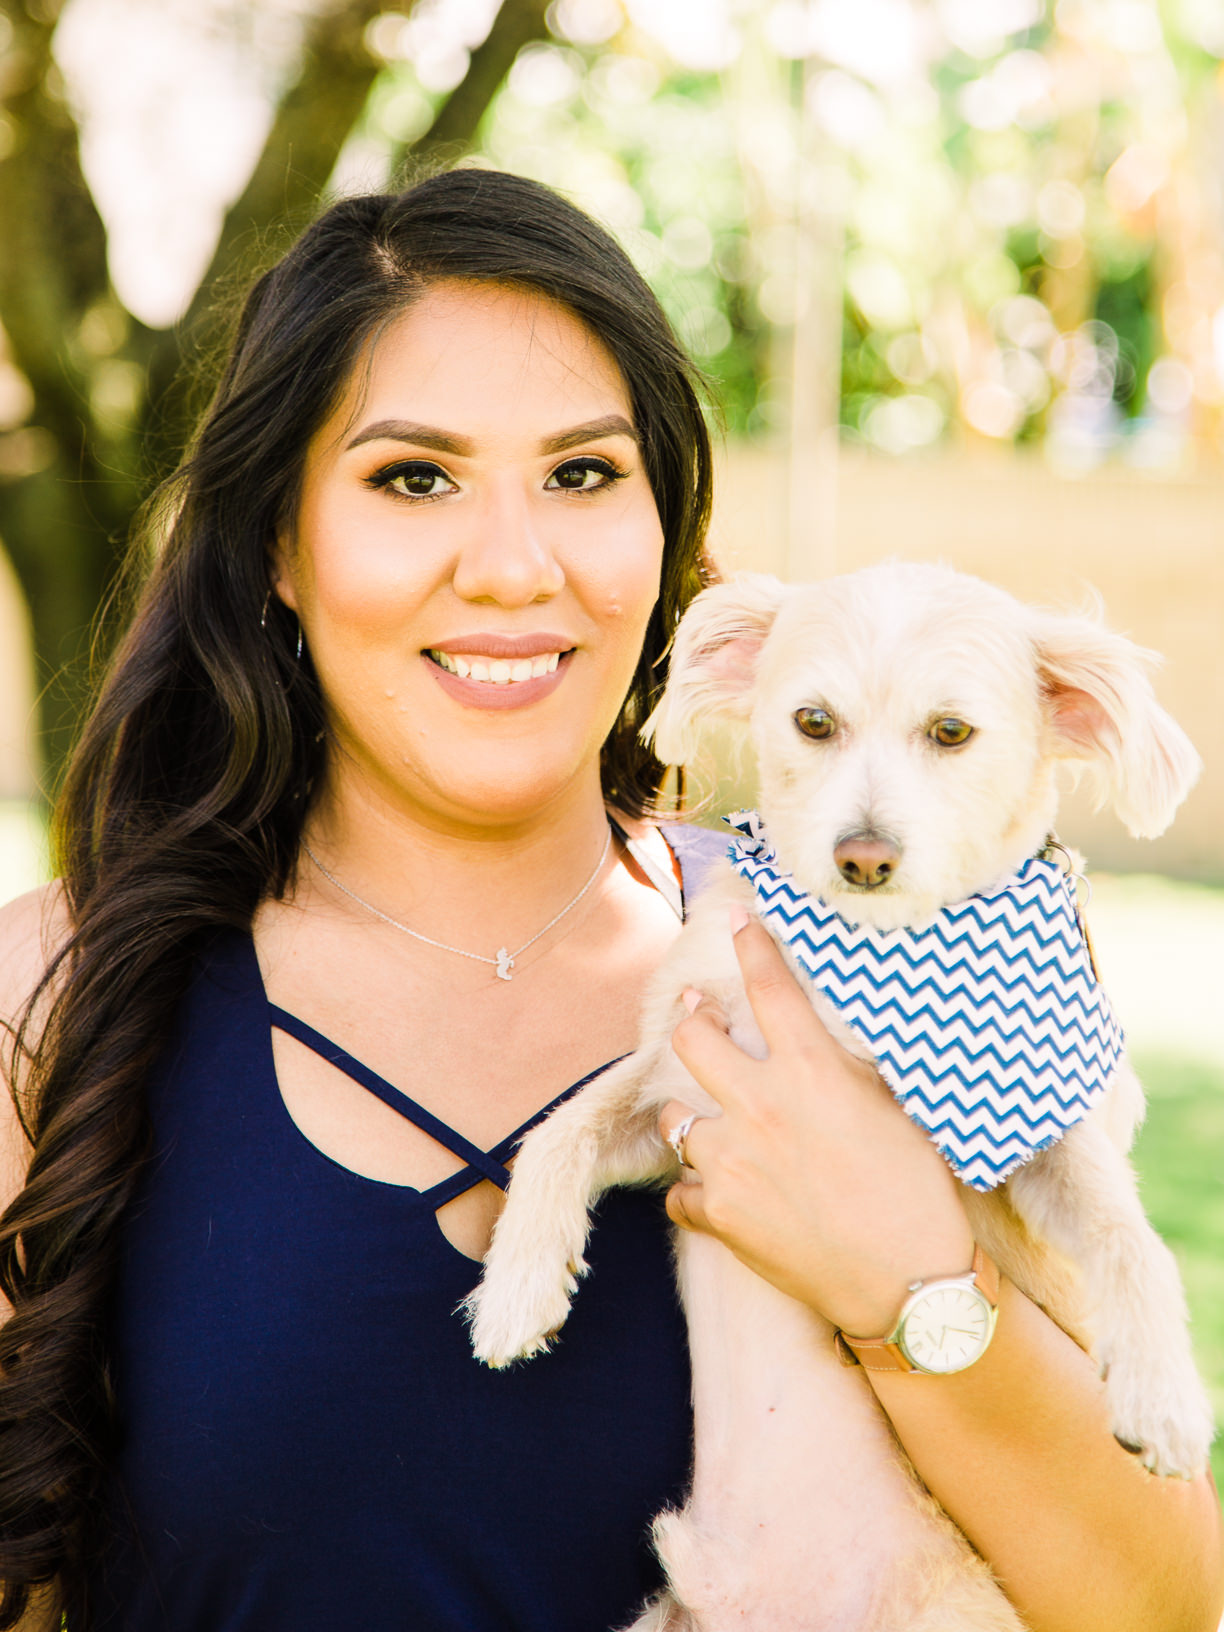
410,0,548,160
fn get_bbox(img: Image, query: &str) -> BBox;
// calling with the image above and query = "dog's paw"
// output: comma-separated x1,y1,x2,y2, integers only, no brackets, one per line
1101,1345,1216,1477
463,1257,586,1369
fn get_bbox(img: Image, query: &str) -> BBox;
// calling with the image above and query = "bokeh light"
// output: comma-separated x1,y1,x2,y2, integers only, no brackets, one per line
33,0,1224,465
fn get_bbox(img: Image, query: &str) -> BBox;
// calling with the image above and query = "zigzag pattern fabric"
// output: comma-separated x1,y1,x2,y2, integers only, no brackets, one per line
726,812,1125,1191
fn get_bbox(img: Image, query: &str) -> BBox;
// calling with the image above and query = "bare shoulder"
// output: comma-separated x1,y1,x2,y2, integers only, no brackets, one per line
0,882,72,1039
0,883,72,1179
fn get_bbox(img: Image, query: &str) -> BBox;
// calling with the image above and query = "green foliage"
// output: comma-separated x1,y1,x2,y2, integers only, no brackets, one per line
1130,1049,1224,1504
416,3,1223,464
1093,260,1156,415
481,42,769,433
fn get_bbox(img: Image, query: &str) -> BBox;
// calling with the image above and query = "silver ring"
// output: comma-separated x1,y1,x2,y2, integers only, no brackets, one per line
666,1112,701,1169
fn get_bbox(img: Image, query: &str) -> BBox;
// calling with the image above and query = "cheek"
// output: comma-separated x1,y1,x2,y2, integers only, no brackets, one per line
291,479,443,635
583,513,665,636
307,533,428,632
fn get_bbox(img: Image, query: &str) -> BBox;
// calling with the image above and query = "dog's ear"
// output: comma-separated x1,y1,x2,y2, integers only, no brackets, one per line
1030,608,1201,838
644,574,785,766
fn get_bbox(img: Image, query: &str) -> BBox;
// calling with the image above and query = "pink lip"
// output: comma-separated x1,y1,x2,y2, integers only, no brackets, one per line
426,632,575,659
422,649,573,711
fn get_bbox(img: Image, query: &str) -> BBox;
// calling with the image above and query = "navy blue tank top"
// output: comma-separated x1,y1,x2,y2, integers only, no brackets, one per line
86,825,726,1632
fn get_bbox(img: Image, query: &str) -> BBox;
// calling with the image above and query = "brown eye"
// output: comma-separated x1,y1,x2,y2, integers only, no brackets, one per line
930,717,974,748
794,706,836,740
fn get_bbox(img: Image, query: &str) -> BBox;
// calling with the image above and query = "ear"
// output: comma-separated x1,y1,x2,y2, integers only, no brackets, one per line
643,574,785,766
1031,607,1201,838
269,528,300,613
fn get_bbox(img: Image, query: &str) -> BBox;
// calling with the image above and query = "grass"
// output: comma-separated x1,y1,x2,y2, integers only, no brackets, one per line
0,803,1221,1499
1075,871,1224,1498
1129,1049,1224,1499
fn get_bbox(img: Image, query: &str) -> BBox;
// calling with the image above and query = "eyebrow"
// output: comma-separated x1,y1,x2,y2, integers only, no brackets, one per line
344,413,639,456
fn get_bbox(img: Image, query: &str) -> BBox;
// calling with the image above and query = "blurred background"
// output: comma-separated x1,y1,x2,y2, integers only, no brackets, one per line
0,0,1221,1490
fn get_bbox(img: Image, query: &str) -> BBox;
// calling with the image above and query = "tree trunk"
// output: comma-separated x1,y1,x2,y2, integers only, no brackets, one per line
0,0,135,785
0,0,551,794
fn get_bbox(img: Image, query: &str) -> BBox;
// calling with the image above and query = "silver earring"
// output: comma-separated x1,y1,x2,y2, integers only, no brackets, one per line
260,591,272,631
295,620,303,662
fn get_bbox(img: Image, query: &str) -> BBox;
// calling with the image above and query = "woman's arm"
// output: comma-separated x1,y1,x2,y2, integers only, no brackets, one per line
0,888,73,1630
664,911,1224,1632
868,1279,1222,1632
0,886,69,1287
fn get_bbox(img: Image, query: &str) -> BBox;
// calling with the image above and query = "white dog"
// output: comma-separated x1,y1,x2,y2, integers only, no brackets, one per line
466,562,1214,1632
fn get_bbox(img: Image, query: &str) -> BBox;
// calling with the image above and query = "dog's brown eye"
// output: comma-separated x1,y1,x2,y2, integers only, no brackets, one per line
930,717,974,747
794,707,836,740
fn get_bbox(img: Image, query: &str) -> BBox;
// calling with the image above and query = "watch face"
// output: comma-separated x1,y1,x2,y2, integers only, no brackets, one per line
899,1283,994,1374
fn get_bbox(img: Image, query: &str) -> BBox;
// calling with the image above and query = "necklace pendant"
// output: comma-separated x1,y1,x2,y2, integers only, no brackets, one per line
495,948,515,981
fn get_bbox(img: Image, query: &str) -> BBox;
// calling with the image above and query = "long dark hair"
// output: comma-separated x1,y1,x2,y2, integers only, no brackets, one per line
0,168,714,1625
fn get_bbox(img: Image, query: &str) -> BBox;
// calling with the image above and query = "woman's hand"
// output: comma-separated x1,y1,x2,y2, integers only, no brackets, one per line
660,908,1224,1632
660,908,974,1337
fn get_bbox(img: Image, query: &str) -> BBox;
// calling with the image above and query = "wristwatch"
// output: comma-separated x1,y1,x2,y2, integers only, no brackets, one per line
834,1244,1000,1375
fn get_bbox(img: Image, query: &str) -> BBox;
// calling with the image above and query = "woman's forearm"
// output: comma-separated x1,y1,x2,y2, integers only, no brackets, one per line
666,920,1222,1629
868,1278,1224,1632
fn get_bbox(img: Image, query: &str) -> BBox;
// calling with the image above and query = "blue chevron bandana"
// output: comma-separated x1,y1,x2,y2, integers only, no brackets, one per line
725,812,1125,1191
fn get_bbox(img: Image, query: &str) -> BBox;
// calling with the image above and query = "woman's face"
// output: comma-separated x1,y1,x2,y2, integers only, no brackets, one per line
274,280,666,832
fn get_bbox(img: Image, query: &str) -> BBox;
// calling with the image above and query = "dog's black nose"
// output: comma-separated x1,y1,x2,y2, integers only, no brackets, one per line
834,835,901,889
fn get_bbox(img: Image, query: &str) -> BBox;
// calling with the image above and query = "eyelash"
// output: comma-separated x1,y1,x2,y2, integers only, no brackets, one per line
362,455,630,503
363,461,454,502
547,455,630,493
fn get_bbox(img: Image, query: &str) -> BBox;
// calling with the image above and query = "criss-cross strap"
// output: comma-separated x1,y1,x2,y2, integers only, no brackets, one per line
269,1004,515,1191
264,823,713,1205
422,1055,628,1207
270,1004,630,1203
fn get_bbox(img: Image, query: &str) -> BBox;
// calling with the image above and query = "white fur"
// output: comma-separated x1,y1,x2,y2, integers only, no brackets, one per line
466,562,1213,1631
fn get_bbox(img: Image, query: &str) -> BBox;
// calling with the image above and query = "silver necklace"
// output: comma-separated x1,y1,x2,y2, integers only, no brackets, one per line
302,824,614,982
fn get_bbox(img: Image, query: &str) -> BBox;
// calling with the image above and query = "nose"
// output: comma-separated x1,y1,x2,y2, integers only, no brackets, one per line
833,832,901,890
451,483,565,607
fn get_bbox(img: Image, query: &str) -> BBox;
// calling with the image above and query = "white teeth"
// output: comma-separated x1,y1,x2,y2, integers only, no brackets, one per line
431,649,564,683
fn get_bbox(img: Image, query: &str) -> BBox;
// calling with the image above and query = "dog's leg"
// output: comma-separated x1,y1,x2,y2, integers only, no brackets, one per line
1006,1088,1215,1476
649,1230,1023,1631
466,881,750,1369
465,1044,679,1366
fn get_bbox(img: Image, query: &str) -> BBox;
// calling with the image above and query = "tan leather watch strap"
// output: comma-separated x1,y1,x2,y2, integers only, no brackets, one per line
969,1241,1000,1304
833,1328,916,1372
835,1243,999,1373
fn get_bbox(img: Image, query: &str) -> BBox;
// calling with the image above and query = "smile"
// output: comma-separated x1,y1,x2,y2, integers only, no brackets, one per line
428,649,563,684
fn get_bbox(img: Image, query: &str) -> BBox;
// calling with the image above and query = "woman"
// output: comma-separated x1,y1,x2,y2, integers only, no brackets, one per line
0,169,1219,1631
